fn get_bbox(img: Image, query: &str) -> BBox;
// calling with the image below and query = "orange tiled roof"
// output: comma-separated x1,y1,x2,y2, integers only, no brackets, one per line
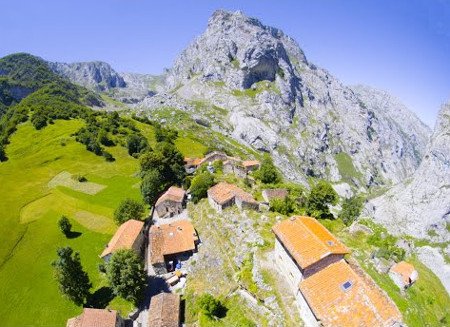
390,261,416,285
155,186,186,206
67,308,119,327
149,220,198,264
299,260,402,327
242,160,260,167
272,216,349,269
100,219,144,258
207,182,257,205
148,292,180,327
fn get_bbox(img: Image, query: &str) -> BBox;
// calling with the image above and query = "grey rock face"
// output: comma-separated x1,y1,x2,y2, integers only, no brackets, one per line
366,102,450,240
48,61,126,91
162,10,431,187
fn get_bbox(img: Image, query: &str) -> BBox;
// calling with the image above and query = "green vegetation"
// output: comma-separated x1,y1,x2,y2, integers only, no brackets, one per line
254,155,281,184
52,246,92,306
334,152,363,184
106,249,147,305
58,216,72,236
113,198,145,225
269,196,296,215
306,180,338,219
190,171,216,203
339,196,364,226
232,81,280,99
196,293,226,319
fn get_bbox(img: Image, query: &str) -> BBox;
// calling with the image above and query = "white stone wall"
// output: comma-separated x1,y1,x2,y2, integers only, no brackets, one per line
296,290,320,327
389,271,406,289
274,237,304,293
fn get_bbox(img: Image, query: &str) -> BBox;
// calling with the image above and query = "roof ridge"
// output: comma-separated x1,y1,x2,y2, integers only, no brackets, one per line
296,217,331,260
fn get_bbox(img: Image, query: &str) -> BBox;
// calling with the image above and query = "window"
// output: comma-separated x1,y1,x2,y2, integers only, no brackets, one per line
327,240,334,246
341,280,353,291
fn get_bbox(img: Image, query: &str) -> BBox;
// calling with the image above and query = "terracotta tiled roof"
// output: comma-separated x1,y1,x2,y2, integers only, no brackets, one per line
149,220,198,264
67,308,119,327
242,160,260,168
390,261,417,285
184,157,204,167
155,186,186,206
299,260,402,327
148,292,180,327
207,182,257,205
100,219,144,258
272,216,349,269
262,188,288,201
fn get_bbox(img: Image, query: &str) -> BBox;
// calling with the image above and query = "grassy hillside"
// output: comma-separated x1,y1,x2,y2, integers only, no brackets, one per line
0,117,211,326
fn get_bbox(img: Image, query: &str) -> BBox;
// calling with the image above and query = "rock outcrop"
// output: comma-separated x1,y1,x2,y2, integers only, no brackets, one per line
159,10,431,187
367,102,450,240
48,61,126,91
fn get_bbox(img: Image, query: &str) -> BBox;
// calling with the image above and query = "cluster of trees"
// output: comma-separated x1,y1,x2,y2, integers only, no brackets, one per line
52,247,147,307
189,171,215,203
113,198,145,225
254,155,281,184
139,128,185,205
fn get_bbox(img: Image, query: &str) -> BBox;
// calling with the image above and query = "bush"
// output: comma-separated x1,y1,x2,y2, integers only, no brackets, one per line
306,180,338,219
0,144,6,162
270,196,295,215
197,293,225,319
339,196,364,226
58,216,72,235
126,133,148,156
190,172,215,203
254,155,281,184
114,198,145,225
102,151,115,162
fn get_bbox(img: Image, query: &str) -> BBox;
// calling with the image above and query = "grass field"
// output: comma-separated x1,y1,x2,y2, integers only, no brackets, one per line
0,118,210,326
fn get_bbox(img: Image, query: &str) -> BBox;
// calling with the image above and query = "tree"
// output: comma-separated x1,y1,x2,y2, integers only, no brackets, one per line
140,142,185,184
52,246,91,306
190,172,215,203
154,124,178,143
106,249,147,305
114,198,145,225
126,134,148,156
140,169,166,205
306,180,338,219
254,155,281,184
197,293,224,319
339,196,364,226
270,196,295,215
58,216,72,235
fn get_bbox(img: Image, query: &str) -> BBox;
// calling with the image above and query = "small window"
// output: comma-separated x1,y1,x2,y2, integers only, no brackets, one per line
327,240,334,246
342,280,353,291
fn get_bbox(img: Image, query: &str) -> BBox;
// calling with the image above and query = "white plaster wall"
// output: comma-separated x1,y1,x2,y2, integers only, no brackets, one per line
274,238,304,293
296,290,320,327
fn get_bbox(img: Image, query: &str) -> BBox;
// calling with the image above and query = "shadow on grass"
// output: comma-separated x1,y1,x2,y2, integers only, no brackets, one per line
86,286,115,308
66,231,82,239
216,302,228,319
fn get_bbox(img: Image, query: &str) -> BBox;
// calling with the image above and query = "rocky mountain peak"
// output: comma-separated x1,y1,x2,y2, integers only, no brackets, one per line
48,60,126,91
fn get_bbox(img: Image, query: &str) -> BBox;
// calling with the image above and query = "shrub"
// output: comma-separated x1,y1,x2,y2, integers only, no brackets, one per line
306,180,338,219
0,144,6,162
140,169,166,205
270,196,295,215
114,198,145,225
126,133,148,156
339,196,364,226
58,216,72,235
197,293,225,319
190,172,215,203
102,151,115,162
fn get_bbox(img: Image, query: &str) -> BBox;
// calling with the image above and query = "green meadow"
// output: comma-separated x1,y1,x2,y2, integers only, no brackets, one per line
0,119,207,326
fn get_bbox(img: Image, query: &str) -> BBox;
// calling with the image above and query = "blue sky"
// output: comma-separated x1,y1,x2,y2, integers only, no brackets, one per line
1,0,449,126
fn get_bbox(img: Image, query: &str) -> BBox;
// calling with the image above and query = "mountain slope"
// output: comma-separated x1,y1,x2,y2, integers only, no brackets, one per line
367,102,450,240
155,10,431,188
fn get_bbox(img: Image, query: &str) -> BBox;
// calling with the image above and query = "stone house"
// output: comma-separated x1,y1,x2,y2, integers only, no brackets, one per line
242,160,260,173
66,308,125,327
262,188,288,203
207,181,258,212
389,261,418,289
202,151,229,164
155,186,186,219
272,216,402,327
148,292,180,327
100,219,145,262
223,159,247,178
149,220,199,274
